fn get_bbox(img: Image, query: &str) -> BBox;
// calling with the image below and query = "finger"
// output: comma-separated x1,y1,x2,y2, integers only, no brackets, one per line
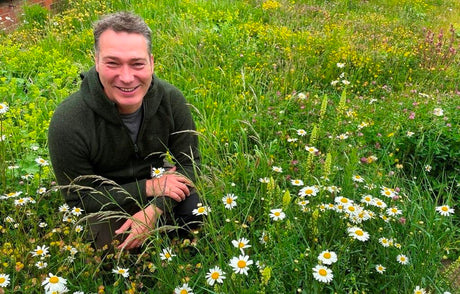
167,190,183,202
115,219,132,235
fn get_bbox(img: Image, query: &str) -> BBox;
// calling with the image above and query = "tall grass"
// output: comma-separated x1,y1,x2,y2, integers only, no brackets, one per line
0,0,459,292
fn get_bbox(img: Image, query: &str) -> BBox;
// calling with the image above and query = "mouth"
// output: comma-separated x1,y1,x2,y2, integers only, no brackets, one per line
116,85,140,93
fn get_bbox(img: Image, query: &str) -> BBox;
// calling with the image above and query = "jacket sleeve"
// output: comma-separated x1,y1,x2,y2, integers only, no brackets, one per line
48,103,149,214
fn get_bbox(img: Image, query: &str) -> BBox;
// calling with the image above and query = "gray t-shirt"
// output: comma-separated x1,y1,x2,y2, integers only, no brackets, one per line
120,104,143,143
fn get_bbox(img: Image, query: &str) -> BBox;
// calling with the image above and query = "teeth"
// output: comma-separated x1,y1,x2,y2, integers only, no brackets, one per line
119,87,136,92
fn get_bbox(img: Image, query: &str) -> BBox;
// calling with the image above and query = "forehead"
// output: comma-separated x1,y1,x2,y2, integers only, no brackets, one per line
98,29,150,57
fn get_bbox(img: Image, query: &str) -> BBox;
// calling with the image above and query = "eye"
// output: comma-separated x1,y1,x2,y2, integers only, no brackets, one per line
132,63,145,68
106,61,119,67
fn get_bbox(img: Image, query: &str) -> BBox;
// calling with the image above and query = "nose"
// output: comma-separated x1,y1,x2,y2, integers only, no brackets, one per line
119,65,134,83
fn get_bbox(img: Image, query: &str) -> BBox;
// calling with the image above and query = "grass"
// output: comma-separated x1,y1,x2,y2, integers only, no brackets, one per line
0,0,459,293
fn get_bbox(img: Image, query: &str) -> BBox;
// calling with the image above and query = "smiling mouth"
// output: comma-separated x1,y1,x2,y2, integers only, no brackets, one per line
117,86,140,92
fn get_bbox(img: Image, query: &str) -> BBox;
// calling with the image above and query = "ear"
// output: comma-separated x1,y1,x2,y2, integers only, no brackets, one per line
95,55,100,72
150,55,154,74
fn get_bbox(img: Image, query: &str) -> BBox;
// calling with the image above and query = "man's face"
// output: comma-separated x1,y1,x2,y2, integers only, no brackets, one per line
95,29,154,114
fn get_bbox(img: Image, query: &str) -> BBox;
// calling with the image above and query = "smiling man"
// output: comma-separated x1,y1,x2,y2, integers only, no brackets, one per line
48,12,202,252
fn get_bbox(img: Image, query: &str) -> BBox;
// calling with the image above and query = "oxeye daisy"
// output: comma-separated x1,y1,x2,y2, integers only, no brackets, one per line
347,226,370,242
305,146,318,154
325,185,341,194
71,207,84,216
160,247,176,261
290,179,304,186
397,254,410,265
0,103,8,114
296,129,307,136
297,199,310,207
312,264,333,283
229,254,253,275
151,167,165,178
272,166,283,173
381,187,396,198
375,264,386,274
433,107,444,116
371,198,387,209
232,237,251,252
112,266,129,278
269,208,286,221
317,250,338,265
436,205,454,216
414,286,427,294
259,231,270,244
42,273,68,293
35,157,49,166
298,186,319,197
37,187,47,194
378,237,391,247
0,273,10,287
31,245,49,258
192,204,210,216
174,283,194,294
259,177,270,183
386,206,402,216
222,194,238,209
59,203,70,213
352,175,364,182
360,194,373,205
335,196,353,205
205,266,226,286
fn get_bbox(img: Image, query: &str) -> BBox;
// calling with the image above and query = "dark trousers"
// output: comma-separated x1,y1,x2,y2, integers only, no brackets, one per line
86,193,202,252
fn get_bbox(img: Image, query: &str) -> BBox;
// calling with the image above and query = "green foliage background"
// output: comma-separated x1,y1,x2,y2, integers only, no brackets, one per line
0,0,459,293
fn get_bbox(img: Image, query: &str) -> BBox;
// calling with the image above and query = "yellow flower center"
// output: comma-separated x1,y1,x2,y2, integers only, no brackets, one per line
355,230,363,236
211,272,220,279
238,242,245,248
348,206,355,212
274,211,280,216
237,260,247,268
198,207,205,213
442,206,448,211
318,269,327,276
305,189,313,195
340,198,348,203
0,277,5,283
323,252,331,259
36,249,43,255
226,198,233,204
165,253,171,259
49,276,59,284
180,290,188,294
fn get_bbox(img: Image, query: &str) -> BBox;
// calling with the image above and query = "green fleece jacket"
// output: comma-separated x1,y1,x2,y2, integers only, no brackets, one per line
48,67,200,214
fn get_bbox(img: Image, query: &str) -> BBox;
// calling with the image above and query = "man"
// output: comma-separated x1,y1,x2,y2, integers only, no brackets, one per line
48,11,202,251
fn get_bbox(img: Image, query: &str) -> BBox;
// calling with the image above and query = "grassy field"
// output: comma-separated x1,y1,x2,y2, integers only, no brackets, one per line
0,0,459,293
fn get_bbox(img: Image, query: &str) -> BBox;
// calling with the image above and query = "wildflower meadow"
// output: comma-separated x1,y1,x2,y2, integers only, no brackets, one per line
0,0,459,293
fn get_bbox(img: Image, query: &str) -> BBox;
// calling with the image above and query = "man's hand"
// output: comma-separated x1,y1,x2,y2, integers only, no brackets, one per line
146,166,192,202
115,205,162,250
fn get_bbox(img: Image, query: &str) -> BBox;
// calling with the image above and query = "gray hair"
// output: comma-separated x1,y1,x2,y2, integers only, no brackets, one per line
93,11,152,54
